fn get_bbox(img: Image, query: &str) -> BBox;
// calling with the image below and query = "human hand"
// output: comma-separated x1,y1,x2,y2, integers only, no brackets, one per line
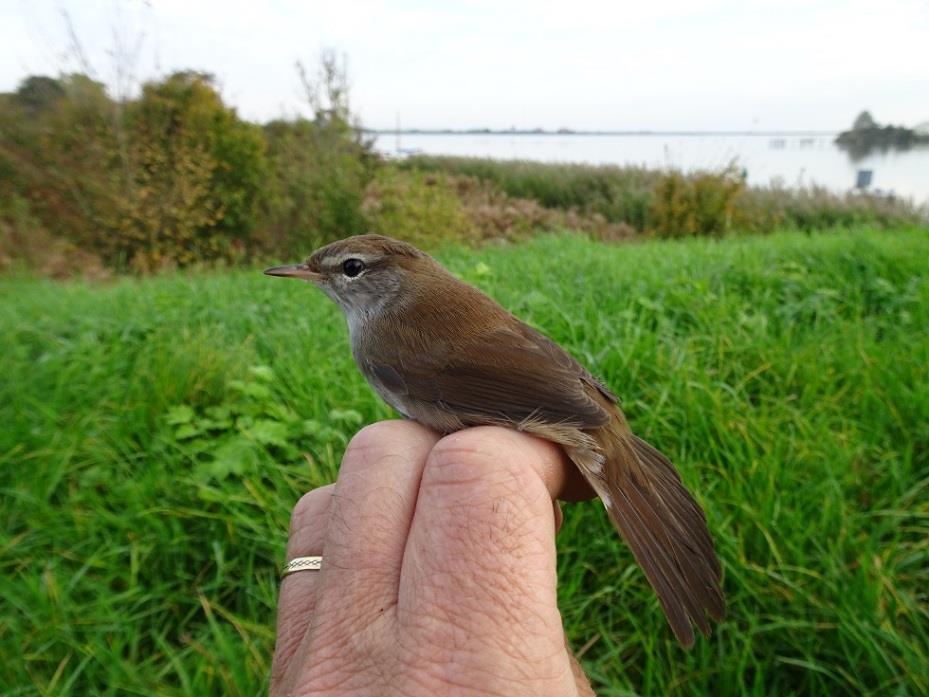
271,420,595,696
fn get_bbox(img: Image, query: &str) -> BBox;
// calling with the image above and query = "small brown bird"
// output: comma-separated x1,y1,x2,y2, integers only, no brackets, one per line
266,234,724,646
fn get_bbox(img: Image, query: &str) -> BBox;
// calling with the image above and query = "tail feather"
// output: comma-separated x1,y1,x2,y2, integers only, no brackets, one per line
632,435,722,579
573,431,725,647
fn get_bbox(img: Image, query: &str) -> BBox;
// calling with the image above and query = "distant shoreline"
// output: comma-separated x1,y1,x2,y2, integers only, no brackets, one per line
363,129,840,137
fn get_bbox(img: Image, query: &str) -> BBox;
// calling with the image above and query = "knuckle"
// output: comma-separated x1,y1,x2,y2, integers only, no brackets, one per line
418,428,556,578
298,610,398,687
289,486,333,539
344,420,419,462
340,420,435,481
422,432,545,558
346,420,401,454
427,427,534,497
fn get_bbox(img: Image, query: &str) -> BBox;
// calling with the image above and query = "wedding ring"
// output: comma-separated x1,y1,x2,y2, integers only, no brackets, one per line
281,556,323,577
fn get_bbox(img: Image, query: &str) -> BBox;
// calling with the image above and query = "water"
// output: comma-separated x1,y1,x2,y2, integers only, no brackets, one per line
373,133,929,204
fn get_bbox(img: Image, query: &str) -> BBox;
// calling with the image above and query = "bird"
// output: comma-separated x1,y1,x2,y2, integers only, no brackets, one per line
265,233,724,647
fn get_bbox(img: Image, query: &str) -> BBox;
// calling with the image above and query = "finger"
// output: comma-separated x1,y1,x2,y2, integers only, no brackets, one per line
554,500,564,533
399,427,577,684
270,484,333,694
568,650,596,697
313,421,441,630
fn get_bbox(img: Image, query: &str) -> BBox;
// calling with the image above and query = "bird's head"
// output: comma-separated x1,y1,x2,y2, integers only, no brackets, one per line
264,234,436,317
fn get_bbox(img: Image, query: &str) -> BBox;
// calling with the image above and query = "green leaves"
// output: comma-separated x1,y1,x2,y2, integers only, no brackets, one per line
164,365,356,482
165,404,196,426
246,419,290,447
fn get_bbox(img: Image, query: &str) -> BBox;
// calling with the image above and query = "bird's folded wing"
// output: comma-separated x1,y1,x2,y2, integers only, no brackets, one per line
369,323,612,429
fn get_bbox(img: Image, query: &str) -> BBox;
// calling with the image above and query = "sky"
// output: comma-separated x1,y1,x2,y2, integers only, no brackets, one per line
2,0,927,131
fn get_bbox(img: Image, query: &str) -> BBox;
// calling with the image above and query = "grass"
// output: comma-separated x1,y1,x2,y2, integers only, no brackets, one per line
2,227,928,695
401,155,661,229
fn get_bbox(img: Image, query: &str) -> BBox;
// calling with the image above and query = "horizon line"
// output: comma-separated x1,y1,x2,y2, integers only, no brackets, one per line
361,128,840,137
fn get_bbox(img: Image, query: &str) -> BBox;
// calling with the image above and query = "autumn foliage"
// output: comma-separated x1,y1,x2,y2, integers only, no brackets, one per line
0,70,372,273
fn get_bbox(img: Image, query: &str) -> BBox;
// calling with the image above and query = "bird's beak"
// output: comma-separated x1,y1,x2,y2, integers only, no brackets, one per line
263,262,319,282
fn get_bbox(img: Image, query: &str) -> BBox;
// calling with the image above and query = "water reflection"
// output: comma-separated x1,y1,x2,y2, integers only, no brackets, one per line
374,133,929,203
837,139,929,163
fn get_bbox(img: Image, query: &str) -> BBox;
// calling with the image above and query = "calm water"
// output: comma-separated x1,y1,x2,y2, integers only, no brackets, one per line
373,133,929,204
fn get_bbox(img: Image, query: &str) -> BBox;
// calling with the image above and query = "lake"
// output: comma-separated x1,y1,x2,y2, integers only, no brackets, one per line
372,133,929,204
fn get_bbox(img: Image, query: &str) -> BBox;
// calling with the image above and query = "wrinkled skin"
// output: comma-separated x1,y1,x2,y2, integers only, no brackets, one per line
271,421,595,697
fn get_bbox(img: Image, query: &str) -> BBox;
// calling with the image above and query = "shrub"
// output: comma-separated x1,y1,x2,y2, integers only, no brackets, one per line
0,63,376,272
362,169,479,247
402,155,925,238
740,185,923,232
0,72,269,270
258,51,378,257
0,193,106,278
114,72,269,270
648,166,745,237
261,117,374,256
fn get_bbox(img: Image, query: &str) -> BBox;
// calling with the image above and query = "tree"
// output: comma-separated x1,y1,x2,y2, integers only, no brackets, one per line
115,71,269,267
2,70,270,269
14,76,65,113
261,51,376,254
852,111,877,131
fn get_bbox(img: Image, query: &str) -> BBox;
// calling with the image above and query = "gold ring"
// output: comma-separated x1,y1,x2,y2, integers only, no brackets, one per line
282,556,323,577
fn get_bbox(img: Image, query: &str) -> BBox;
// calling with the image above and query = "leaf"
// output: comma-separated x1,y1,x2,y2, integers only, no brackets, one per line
205,438,260,479
241,382,272,400
318,426,349,447
195,483,226,502
522,290,550,308
302,419,322,436
268,403,299,423
229,379,273,400
199,417,232,431
473,261,493,277
205,405,232,421
247,419,290,447
637,296,663,311
174,424,202,440
185,438,213,455
248,365,276,382
329,408,363,426
166,405,196,425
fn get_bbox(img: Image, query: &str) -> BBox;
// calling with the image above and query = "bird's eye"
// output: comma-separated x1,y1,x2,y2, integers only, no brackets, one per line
341,258,365,278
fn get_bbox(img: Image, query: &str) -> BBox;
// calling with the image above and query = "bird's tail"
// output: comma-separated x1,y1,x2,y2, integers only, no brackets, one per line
569,425,725,647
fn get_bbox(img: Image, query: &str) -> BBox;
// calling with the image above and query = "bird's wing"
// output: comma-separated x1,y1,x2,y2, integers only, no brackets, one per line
366,322,612,429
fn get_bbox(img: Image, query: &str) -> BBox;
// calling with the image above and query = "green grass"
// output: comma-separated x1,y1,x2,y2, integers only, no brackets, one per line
402,155,660,229
2,228,928,695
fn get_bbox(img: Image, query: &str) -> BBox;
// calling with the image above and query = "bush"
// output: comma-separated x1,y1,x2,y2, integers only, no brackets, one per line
115,72,269,270
402,155,925,238
261,117,374,256
0,63,376,272
363,167,641,247
0,193,106,278
258,51,378,257
0,72,269,270
648,166,744,237
740,185,923,232
4,70,926,277
361,169,479,247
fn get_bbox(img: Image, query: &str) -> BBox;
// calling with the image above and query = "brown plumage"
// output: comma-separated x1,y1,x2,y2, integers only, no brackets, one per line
266,234,725,646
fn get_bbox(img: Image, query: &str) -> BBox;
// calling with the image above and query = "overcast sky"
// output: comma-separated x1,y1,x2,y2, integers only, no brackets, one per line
2,0,927,131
